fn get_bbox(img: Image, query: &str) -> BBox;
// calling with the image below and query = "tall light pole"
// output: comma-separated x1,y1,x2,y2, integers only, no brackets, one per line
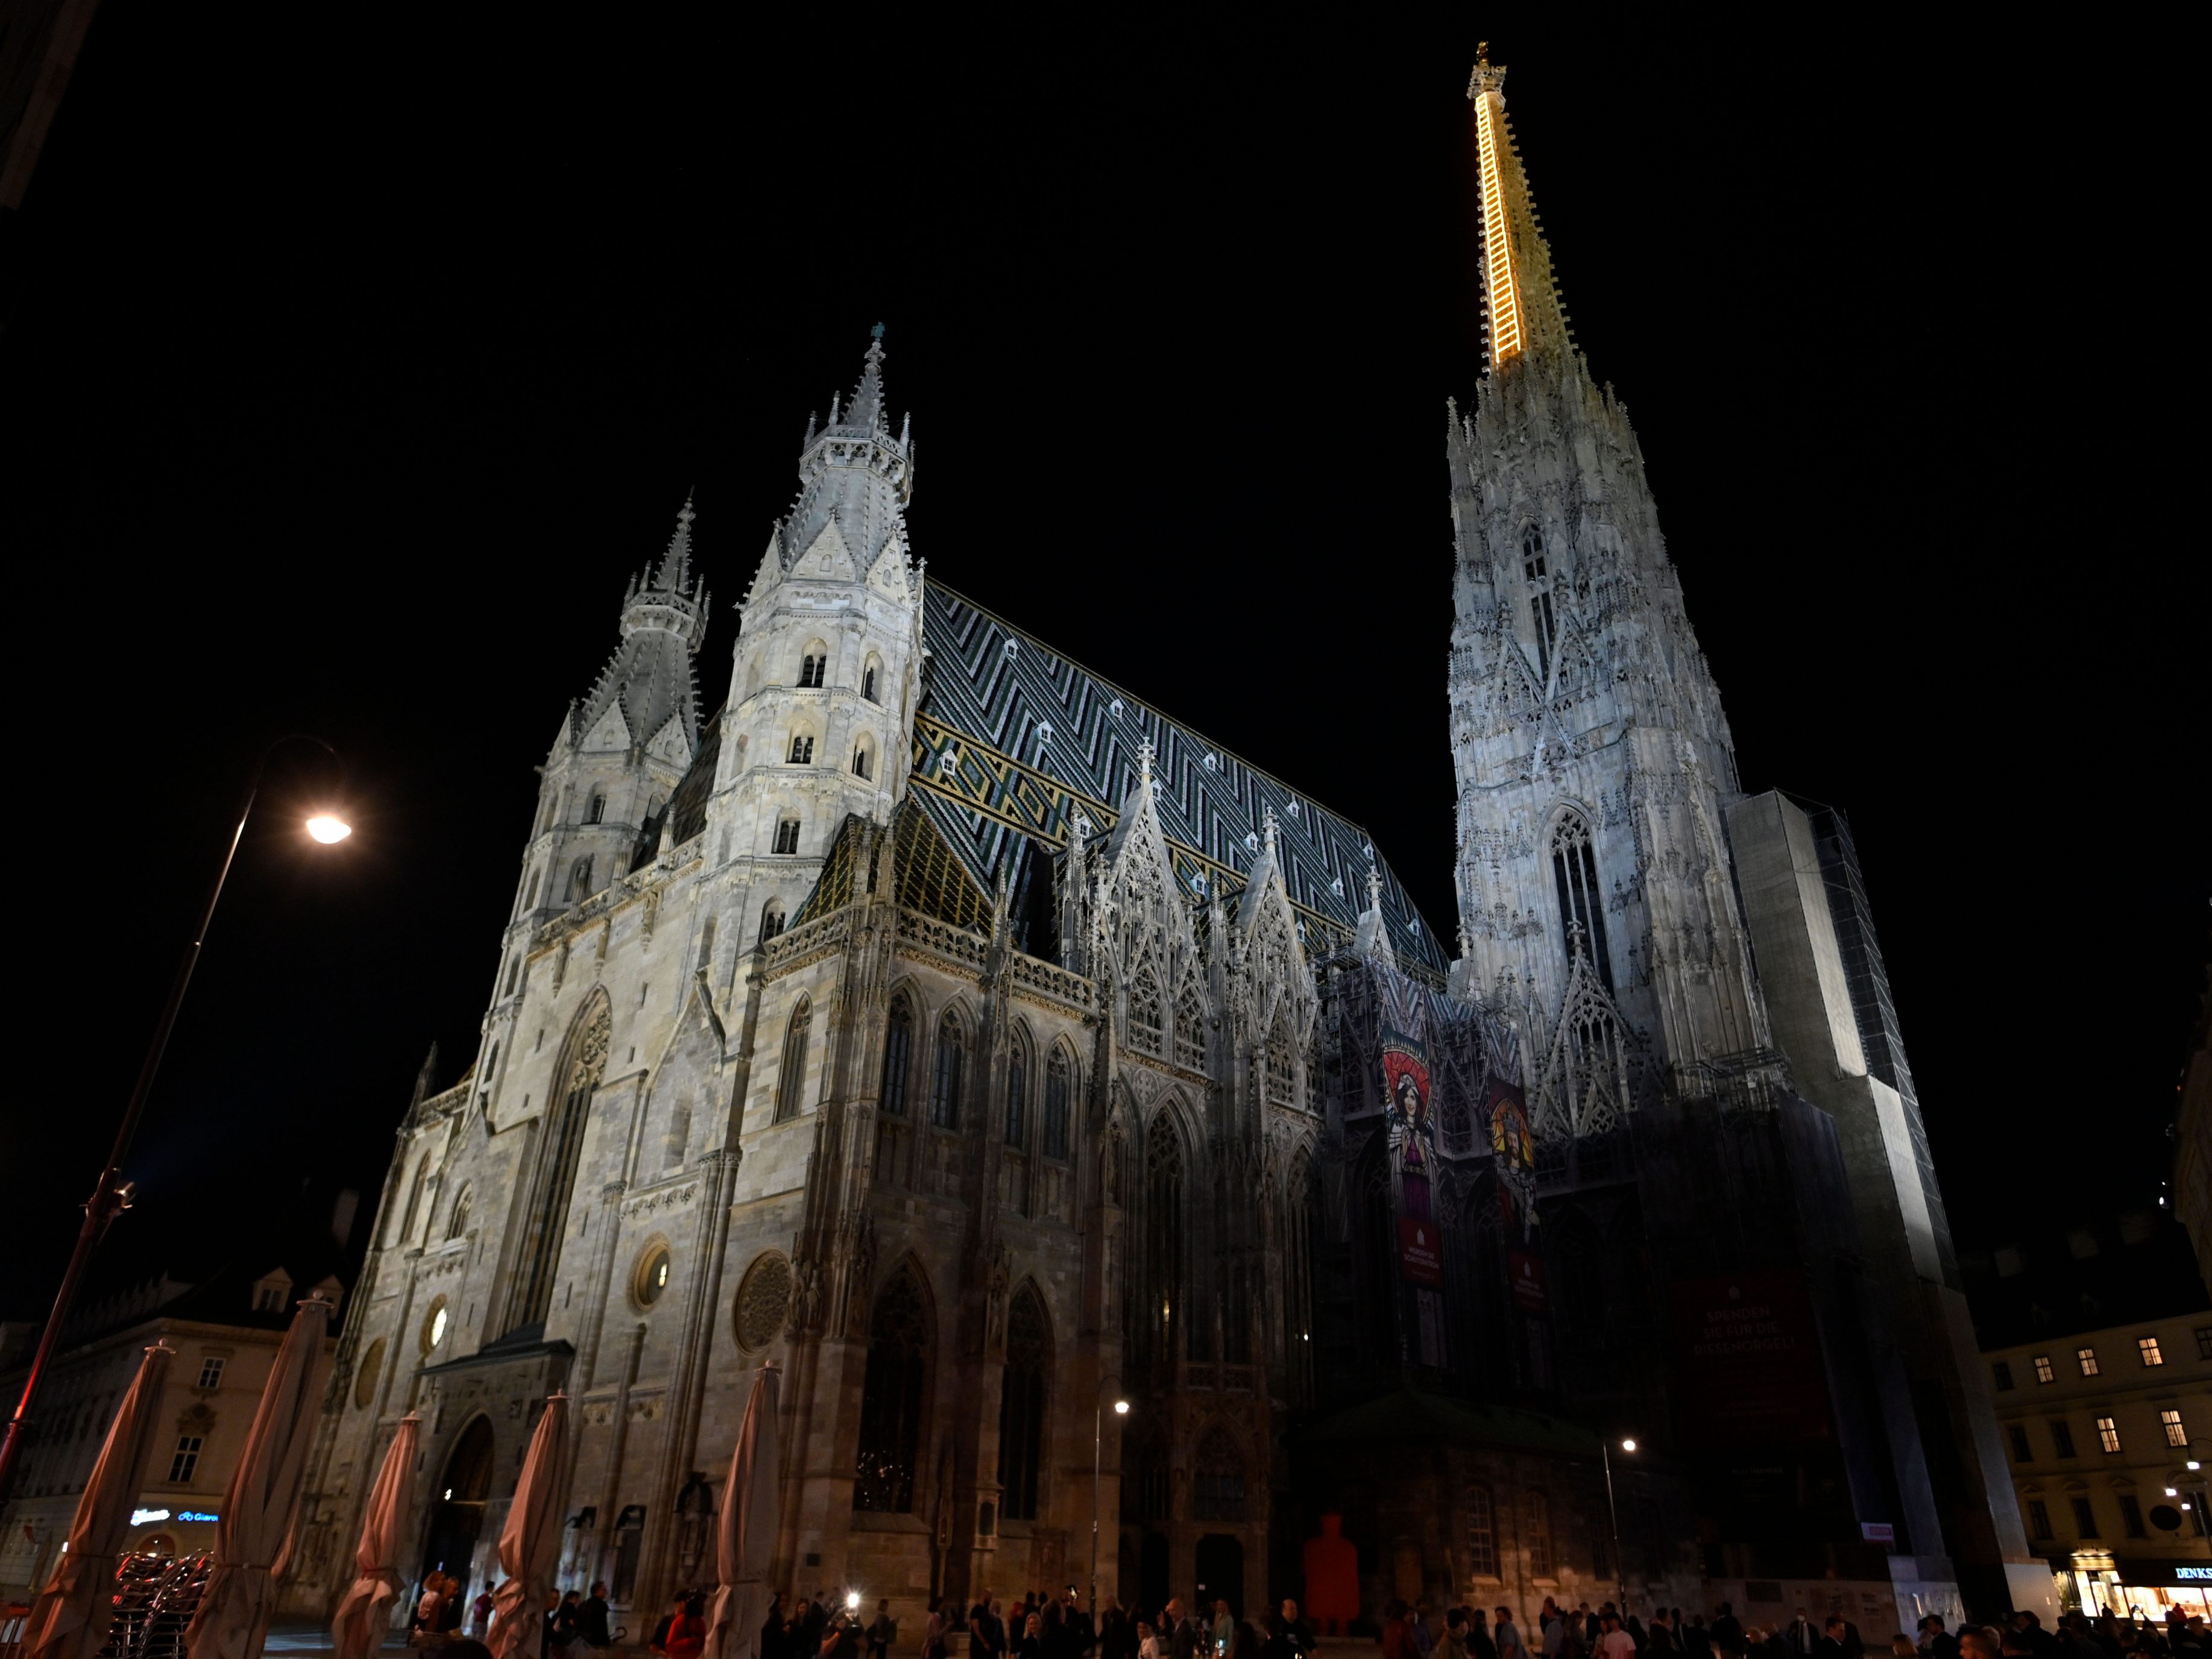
1092,1388,1129,1615
1600,1437,1637,1616
0,735,350,1499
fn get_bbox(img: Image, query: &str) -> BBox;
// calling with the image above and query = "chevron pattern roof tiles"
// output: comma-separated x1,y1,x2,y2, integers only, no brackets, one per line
914,582,1449,978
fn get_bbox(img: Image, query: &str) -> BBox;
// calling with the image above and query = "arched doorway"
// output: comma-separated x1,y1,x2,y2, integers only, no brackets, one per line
422,1417,496,1581
1194,1533,1244,1620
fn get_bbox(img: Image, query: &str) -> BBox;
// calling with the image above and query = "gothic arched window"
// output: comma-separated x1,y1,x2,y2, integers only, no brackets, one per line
1549,811,1615,992
586,792,605,825
1126,967,1163,1057
505,996,611,1333
862,658,881,704
1522,524,1557,679
760,901,786,945
997,1285,1050,1520
1004,1033,1029,1148
445,1183,473,1241
788,732,815,765
1193,1426,1247,1521
774,818,801,855
854,1268,930,1513
1173,980,1206,1071
930,1013,964,1130
1134,1113,1185,1370
881,998,913,1119
852,737,873,781
1042,1050,1073,1160
397,1159,429,1245
775,999,811,1123
798,647,827,689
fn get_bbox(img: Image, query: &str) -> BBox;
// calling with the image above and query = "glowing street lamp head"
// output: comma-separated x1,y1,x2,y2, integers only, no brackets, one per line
305,814,352,845
1114,1399,1130,1415
847,1593,862,1611
1620,1438,1637,1453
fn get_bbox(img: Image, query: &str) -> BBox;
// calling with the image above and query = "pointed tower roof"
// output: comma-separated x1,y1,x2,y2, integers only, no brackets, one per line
1466,45,1577,370
573,496,710,755
777,326,914,576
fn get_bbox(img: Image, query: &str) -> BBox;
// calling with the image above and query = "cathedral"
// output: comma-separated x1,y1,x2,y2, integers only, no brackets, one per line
286,51,2046,1636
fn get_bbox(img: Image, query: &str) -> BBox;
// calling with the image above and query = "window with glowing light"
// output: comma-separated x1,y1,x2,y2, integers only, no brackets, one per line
2078,1347,2100,1376
2165,1408,2190,1448
2096,1415,2122,1453
2033,1354,2055,1383
2140,1335,2165,1366
634,1242,673,1308
1465,1485,1498,1578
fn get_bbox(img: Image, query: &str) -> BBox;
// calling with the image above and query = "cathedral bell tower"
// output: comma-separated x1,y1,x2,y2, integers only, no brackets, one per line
1447,48,1771,1132
482,499,708,1101
704,328,922,948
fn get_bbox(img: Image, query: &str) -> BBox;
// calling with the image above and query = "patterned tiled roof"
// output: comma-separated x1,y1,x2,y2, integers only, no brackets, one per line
911,582,1449,978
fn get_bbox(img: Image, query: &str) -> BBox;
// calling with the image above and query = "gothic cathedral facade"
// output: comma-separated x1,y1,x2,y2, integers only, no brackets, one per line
290,52,2040,1632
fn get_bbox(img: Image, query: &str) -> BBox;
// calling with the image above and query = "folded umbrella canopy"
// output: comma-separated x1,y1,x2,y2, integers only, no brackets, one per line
487,1393,571,1659
183,1292,335,1659
23,1340,177,1659
704,1364,782,1659
330,1412,420,1659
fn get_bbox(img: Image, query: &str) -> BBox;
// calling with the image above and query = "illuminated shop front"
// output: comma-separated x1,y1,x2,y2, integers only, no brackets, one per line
2058,1552,2212,1617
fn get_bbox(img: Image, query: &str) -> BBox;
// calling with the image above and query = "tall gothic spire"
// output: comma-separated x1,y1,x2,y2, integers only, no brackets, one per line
775,327,914,575
577,495,710,751
1466,45,1575,370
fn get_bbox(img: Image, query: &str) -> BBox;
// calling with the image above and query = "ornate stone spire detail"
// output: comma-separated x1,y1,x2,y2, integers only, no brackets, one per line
775,328,913,575
1466,44,1576,370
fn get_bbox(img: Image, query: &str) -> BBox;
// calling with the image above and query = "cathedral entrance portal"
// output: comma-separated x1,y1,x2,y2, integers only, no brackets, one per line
1194,1534,1243,1620
422,1417,496,1581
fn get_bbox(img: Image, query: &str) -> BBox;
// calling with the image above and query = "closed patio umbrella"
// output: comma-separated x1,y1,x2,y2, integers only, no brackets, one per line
487,1393,571,1659
703,1364,781,1659
330,1412,420,1659
22,1340,177,1659
183,1291,335,1659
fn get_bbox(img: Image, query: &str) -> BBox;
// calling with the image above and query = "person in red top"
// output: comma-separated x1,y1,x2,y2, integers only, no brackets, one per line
655,1594,707,1659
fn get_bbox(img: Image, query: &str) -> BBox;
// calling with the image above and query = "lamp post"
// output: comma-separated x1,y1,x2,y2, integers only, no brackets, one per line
0,735,350,1499
1092,1387,1129,1615
1600,1436,1637,1616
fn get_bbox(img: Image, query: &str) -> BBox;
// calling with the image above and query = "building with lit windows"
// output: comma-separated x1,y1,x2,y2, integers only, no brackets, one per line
1982,1309,2212,1616
0,1264,343,1596
283,48,2043,1635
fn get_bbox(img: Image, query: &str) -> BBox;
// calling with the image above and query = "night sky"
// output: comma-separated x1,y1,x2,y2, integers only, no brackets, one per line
3,13,2204,1324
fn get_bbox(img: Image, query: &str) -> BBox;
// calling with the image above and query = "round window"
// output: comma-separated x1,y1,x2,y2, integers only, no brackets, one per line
2152,1503,2185,1532
354,1338,387,1409
421,1298,449,1355
733,1253,792,1352
635,1242,673,1308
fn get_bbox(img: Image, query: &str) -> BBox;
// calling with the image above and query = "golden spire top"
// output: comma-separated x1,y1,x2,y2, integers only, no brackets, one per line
1465,49,1572,371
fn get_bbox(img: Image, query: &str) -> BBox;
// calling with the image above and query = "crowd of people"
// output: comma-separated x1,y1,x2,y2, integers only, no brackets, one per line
394,1571,2212,1659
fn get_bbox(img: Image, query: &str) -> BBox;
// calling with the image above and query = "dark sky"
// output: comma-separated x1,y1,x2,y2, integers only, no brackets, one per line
2,12,2204,1323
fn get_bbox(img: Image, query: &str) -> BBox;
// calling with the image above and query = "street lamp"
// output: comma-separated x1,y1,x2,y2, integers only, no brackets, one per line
1092,1388,1130,1615
1600,1435,1637,1616
0,735,350,1498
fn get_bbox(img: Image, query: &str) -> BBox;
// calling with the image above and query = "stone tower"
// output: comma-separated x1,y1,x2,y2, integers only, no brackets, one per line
1447,48,1772,1129
704,327,923,950
482,501,708,1112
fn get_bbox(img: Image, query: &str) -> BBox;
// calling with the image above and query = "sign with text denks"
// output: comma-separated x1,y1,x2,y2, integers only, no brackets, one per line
1668,1270,1834,1447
